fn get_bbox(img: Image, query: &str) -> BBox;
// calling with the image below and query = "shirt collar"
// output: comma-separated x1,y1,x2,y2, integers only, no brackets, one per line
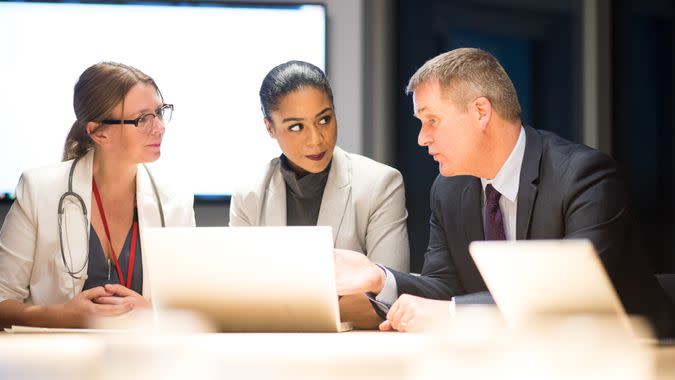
480,126,526,203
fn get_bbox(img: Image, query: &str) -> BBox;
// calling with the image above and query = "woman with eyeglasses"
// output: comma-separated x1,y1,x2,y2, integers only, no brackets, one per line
229,61,409,328
0,62,195,329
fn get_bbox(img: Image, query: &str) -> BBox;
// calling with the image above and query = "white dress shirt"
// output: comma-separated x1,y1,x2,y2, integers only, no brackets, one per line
375,126,526,308
480,126,526,241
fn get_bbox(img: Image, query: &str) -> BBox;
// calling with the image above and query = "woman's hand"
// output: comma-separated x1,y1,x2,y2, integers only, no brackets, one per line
62,286,134,327
94,284,152,309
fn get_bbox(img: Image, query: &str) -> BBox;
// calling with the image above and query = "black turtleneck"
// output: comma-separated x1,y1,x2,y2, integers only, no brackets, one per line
278,154,331,226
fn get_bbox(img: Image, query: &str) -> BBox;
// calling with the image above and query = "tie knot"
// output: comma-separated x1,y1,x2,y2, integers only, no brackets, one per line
485,184,501,205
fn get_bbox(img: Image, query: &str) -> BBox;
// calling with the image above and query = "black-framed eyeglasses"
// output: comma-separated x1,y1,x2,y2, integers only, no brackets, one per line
100,104,173,133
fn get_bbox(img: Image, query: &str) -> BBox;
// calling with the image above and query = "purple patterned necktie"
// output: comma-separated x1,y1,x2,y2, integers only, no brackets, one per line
484,184,506,240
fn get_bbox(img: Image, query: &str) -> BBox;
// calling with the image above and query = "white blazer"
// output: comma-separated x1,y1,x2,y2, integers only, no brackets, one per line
230,146,410,272
0,150,195,305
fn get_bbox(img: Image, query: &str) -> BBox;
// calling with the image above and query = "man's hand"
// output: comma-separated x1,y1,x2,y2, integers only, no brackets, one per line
334,249,386,295
379,294,453,332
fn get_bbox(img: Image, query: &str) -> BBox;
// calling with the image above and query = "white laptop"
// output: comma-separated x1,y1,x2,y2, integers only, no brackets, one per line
142,226,351,332
468,239,630,330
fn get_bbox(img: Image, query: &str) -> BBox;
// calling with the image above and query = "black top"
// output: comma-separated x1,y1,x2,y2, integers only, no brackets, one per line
279,154,331,226
82,213,143,295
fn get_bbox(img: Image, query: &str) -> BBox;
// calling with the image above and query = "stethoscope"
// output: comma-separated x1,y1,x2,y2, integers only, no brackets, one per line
57,155,166,279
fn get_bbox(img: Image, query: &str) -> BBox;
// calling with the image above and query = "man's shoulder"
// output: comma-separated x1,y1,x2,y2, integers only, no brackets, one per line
534,128,617,177
430,174,476,198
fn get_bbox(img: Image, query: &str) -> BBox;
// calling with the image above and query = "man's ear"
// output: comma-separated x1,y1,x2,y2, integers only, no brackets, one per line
86,122,109,146
473,96,492,130
264,118,276,138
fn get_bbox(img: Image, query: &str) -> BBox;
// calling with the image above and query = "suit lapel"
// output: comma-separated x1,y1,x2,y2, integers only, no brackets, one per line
516,126,542,240
261,161,287,226
317,147,351,244
136,164,162,230
461,177,485,243
61,150,94,284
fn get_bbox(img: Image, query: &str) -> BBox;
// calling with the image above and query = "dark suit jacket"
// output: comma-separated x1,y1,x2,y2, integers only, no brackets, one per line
391,126,674,337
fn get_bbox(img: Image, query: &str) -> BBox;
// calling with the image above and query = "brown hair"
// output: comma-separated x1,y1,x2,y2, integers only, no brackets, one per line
62,62,161,161
406,48,521,123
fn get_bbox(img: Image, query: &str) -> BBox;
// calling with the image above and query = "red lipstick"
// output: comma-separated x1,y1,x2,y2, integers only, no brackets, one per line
306,152,326,161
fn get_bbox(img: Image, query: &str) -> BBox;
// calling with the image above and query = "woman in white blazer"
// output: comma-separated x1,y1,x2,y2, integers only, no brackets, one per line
0,62,195,329
230,146,410,271
230,60,409,270
229,61,409,327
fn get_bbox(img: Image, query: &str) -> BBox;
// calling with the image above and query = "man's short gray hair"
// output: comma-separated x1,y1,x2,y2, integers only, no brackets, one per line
406,48,521,123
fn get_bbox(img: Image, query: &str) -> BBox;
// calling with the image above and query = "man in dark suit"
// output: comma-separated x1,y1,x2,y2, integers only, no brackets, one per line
334,47,674,337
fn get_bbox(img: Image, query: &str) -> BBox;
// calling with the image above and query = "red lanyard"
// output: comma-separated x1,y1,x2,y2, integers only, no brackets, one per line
92,178,138,288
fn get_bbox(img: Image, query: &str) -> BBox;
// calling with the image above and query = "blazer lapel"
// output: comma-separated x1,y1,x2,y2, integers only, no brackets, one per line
136,164,162,230
136,164,171,296
461,177,485,243
261,161,287,226
516,126,542,240
317,147,351,244
61,150,94,284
